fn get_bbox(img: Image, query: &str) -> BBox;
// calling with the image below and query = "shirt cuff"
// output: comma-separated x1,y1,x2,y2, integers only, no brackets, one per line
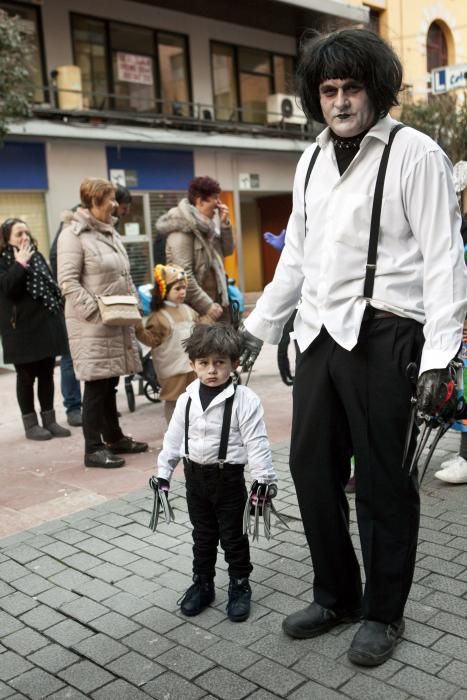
244,310,284,345
419,348,457,375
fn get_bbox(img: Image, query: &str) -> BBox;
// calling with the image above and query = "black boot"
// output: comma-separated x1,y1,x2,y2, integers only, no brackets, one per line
22,412,52,441
84,448,125,469
227,577,251,622
179,575,215,617
282,601,361,639
348,619,405,667
41,410,71,438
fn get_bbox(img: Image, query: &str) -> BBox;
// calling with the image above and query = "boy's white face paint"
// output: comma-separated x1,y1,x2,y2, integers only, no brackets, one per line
190,354,239,387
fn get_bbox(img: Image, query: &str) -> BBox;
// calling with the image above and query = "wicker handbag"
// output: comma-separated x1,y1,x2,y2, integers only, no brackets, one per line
96,295,141,326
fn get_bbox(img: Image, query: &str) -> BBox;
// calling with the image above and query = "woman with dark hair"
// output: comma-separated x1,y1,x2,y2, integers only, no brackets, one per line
156,176,234,323
57,177,148,469
0,218,70,440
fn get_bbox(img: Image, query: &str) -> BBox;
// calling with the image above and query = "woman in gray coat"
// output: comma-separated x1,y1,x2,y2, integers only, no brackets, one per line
58,177,147,468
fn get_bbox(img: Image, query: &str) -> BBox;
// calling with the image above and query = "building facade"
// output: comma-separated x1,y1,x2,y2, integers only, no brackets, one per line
0,0,369,294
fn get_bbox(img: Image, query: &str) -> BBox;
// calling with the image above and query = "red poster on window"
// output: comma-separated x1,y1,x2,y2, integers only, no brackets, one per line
116,52,153,85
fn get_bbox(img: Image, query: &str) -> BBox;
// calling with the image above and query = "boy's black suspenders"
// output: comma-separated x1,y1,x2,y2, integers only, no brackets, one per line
302,123,405,301
184,388,236,468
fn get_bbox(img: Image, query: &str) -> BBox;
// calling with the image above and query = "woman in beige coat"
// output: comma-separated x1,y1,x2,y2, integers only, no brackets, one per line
57,177,147,469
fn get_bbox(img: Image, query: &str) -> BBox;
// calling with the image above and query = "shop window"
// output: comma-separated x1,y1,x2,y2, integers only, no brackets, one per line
111,23,155,112
72,15,109,109
427,21,448,71
0,192,48,253
0,1,45,103
211,42,294,124
158,33,190,117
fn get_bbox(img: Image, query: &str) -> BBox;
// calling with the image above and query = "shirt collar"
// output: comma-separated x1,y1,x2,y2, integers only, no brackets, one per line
186,377,235,410
316,115,398,150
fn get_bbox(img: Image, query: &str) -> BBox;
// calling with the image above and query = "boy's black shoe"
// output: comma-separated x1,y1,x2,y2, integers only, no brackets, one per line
348,618,405,667
227,577,251,622
282,602,361,639
179,575,215,616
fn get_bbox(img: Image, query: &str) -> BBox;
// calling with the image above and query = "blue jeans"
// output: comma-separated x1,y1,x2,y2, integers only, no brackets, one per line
60,351,82,413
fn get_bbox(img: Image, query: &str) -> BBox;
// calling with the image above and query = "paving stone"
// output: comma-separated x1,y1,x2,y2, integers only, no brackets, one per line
156,645,214,679
111,533,150,552
46,619,95,646
403,619,444,647
292,650,355,689
258,591,306,616
420,572,467,597
91,611,141,639
403,599,437,624
63,552,102,571
133,607,183,634
417,541,460,561
0,592,37,616
121,630,172,659
19,604,65,632
60,596,110,623
70,632,126,666
150,570,192,593
432,633,467,662
210,616,268,645
438,659,467,688
0,561,29,583
35,586,78,608
0,651,33,681
0,582,14,598
99,548,140,567
143,670,206,700
52,528,90,545
87,562,131,584
12,573,53,596
417,527,456,546
91,679,150,699
86,525,122,541
106,650,164,684
72,579,118,602
289,681,348,700
2,627,49,656
27,644,79,673
428,611,467,638
0,611,24,636
49,569,93,591
417,556,464,578
262,573,311,597
392,640,450,674
100,591,151,616
197,667,257,699
340,673,408,700
116,574,161,597
249,633,319,668
8,667,64,699
47,689,89,699
203,639,260,672
424,591,467,618
41,542,79,559
26,555,66,578
58,660,115,694
2,545,41,565
390,665,458,700
124,558,168,579
75,538,114,556
0,680,16,698
93,512,132,528
166,622,220,652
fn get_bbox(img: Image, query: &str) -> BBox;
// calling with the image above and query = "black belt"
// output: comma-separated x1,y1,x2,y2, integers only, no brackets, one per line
183,459,244,470
363,307,399,322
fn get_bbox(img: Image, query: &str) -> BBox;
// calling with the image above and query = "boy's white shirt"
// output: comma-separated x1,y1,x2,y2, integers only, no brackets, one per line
157,379,277,484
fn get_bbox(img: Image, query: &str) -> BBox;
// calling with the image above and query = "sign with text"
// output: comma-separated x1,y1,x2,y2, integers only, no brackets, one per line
431,63,467,94
239,173,260,190
116,52,153,85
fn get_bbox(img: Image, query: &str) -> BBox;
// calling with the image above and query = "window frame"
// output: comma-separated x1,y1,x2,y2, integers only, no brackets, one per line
210,39,295,123
70,12,192,115
0,0,47,103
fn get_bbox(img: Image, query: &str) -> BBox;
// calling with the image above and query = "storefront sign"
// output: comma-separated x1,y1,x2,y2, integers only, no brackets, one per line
432,63,467,94
116,52,153,85
239,173,260,190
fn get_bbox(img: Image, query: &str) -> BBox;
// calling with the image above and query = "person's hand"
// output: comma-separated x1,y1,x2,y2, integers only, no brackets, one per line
416,362,460,422
218,203,230,224
240,328,263,372
13,239,34,266
263,229,286,252
207,302,223,321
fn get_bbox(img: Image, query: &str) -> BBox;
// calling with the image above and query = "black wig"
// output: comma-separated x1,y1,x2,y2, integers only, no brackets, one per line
296,28,403,124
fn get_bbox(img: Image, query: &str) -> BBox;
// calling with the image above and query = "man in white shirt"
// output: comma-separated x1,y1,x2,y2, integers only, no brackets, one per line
242,28,466,666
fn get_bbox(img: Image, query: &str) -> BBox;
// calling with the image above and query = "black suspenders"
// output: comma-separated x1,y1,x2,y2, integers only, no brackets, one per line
303,123,405,302
184,388,236,468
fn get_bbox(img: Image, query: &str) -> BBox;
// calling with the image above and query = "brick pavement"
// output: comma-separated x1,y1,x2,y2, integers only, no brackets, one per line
0,432,467,699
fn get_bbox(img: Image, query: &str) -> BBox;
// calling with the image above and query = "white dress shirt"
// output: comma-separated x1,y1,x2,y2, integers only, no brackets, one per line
157,379,277,484
245,115,466,375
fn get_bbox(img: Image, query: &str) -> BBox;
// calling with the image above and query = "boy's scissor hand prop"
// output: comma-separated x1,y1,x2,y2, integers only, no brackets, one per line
243,481,288,541
148,476,175,532
403,359,465,484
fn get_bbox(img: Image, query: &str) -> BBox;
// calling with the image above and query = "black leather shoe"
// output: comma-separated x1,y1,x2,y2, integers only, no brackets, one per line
179,575,215,616
84,449,125,469
282,602,361,639
108,436,148,454
348,618,405,666
227,577,251,622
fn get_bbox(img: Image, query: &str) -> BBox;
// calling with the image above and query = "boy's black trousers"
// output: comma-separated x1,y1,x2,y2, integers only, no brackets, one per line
290,317,424,624
184,460,252,580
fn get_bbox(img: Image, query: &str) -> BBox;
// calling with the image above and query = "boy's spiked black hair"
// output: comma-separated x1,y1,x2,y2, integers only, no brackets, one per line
183,323,242,362
296,27,403,124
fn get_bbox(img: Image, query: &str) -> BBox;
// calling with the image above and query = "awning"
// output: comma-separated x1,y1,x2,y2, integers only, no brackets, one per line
274,0,369,23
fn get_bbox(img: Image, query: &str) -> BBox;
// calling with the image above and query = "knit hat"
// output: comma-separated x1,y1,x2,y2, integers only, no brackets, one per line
154,264,187,299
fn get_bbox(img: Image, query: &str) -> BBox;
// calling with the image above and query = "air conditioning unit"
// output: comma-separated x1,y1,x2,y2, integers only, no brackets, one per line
267,93,306,125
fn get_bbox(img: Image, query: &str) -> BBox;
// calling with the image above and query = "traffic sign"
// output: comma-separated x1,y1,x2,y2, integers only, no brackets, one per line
431,63,467,94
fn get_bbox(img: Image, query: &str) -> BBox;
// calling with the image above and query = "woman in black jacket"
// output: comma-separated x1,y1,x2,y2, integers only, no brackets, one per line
0,218,71,440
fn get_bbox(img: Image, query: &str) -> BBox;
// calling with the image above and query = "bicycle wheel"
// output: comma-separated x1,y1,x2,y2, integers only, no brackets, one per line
125,377,136,412
144,382,161,403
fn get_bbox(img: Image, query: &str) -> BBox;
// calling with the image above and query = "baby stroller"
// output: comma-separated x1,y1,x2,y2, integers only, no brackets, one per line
125,346,161,412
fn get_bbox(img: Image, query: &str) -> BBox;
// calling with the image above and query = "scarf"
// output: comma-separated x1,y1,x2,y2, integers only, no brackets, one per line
190,205,229,307
2,245,63,314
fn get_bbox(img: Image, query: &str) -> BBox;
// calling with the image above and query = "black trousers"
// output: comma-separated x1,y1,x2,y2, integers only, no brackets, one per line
290,318,424,624
82,376,124,453
184,460,252,580
14,357,56,415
